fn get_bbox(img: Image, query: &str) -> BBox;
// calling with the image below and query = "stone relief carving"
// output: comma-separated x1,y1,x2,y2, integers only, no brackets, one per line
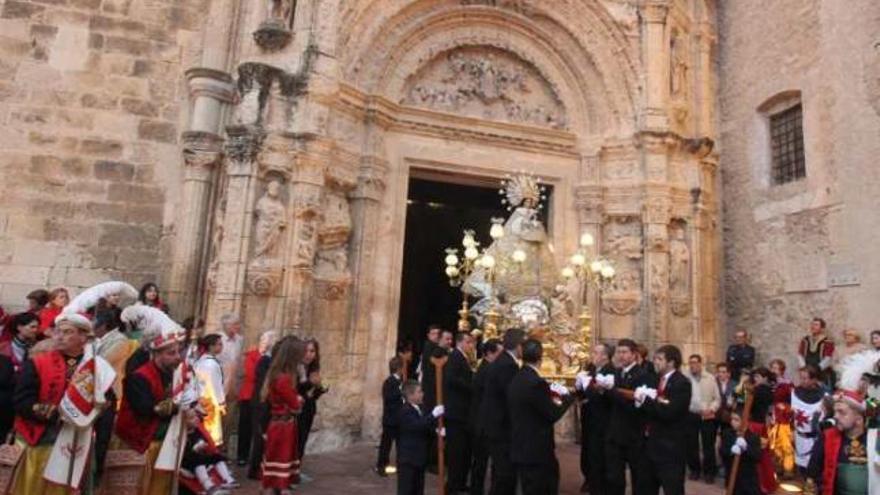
313,192,353,300
402,46,567,129
649,260,669,333
669,222,691,316
601,217,643,316
254,0,295,50
670,31,689,98
294,222,316,267
205,175,228,292
252,180,288,261
460,0,535,15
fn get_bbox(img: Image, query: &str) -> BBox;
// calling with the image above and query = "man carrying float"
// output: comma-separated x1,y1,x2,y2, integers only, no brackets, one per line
10,309,116,494
116,305,192,495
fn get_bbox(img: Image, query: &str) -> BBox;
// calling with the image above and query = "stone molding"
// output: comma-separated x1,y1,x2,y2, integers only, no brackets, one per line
186,67,236,103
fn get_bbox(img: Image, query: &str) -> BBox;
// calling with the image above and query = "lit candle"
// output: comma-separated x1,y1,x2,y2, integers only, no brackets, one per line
481,254,496,269
445,253,459,266
570,253,586,266
464,246,479,260
561,267,575,279
601,265,615,279
445,266,459,277
512,249,527,263
490,221,505,240
590,260,603,273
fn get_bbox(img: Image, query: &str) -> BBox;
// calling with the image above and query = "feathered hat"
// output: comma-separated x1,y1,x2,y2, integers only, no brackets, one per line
121,304,185,350
55,281,138,334
835,349,880,412
63,281,138,315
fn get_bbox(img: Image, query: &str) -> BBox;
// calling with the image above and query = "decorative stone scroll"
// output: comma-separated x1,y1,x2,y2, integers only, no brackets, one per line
601,217,643,316
401,46,567,129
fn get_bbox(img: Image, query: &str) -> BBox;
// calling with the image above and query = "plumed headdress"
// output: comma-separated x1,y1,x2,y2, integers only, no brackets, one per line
63,281,138,315
835,349,880,412
121,304,184,350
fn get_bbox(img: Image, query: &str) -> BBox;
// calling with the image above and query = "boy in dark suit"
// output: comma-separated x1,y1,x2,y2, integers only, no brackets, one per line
377,356,404,476
397,379,445,495
635,344,693,495
508,338,575,495
719,406,762,495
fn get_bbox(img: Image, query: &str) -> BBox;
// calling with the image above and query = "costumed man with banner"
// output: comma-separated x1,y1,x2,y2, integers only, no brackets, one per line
10,309,116,494
116,305,192,495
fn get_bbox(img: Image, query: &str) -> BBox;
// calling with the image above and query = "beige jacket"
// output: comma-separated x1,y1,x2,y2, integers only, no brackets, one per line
686,369,721,416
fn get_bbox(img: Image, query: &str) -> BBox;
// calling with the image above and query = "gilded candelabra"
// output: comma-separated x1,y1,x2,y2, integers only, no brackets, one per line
443,230,480,333
561,232,615,352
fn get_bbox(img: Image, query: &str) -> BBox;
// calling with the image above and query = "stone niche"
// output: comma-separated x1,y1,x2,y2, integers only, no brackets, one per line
600,215,645,340
400,45,568,129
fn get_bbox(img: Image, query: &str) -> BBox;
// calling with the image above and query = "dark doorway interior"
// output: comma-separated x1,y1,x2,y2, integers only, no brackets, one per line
396,177,507,356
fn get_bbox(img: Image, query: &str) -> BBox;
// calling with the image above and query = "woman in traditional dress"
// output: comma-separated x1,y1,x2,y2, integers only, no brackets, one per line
261,336,305,494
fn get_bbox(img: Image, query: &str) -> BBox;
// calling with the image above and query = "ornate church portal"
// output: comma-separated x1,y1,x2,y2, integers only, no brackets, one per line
168,1,720,447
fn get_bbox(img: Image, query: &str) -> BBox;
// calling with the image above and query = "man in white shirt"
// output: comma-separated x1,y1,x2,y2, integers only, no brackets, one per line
214,313,243,449
195,333,226,445
684,354,721,484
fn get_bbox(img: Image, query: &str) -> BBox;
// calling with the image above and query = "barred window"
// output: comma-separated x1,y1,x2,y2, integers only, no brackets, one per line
769,104,806,185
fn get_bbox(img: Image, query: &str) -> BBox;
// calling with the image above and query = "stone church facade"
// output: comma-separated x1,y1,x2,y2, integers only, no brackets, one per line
0,0,876,449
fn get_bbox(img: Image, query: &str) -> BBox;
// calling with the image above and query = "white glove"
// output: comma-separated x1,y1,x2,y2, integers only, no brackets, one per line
596,373,615,390
633,385,647,402
436,427,446,437
735,437,747,450
550,382,570,397
731,444,743,456
432,405,445,418
575,372,592,392
643,388,658,400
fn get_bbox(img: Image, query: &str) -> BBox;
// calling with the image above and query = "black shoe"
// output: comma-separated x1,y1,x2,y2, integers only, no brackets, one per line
375,467,388,477
688,472,701,481
580,480,590,493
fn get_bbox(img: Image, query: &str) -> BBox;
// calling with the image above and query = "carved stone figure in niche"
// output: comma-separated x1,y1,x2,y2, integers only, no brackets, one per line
670,33,689,98
669,224,690,297
253,180,287,261
295,223,316,266
402,46,567,129
268,0,295,27
316,248,349,278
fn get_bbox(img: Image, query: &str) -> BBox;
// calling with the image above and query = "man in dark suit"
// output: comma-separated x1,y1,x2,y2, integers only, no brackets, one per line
377,356,404,476
479,327,526,495
636,344,693,495
419,324,442,407
578,342,615,494
508,338,575,495
397,380,445,495
469,338,502,495
444,331,475,493
726,329,756,383
601,338,656,495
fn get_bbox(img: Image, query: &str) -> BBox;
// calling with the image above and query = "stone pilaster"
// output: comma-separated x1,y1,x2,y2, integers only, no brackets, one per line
167,131,224,316
574,162,604,339
205,125,265,327
640,0,672,131
640,134,673,344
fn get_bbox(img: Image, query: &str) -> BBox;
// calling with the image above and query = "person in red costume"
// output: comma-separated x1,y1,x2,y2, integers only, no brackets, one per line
769,359,795,479
37,287,68,335
260,336,306,494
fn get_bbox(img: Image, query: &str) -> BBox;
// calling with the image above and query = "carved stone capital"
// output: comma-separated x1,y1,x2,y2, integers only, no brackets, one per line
182,131,224,178
186,67,236,103
225,125,265,175
253,18,293,51
574,185,604,224
640,0,670,24
643,197,671,225
353,157,388,202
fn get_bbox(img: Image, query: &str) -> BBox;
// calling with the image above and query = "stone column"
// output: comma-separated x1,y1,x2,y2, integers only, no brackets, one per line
166,70,236,317
277,137,330,334
641,134,673,345
640,0,671,131
205,125,265,327
696,26,717,139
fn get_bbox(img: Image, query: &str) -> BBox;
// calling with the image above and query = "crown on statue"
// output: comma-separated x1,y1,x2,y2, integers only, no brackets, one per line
500,171,546,211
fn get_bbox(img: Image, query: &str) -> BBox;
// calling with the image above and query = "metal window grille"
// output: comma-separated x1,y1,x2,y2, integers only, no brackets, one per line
770,104,806,185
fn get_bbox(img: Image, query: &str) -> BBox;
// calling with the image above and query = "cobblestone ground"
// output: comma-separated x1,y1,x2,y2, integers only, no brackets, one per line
235,442,732,494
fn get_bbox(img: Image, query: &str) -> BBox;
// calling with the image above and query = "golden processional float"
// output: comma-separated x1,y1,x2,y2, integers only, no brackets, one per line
442,173,615,382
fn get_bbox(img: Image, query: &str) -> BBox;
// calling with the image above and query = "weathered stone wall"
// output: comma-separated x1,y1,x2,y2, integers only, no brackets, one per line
0,0,207,310
718,0,880,370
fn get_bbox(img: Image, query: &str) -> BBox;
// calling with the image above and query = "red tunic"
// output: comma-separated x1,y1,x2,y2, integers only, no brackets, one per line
748,421,780,494
14,351,68,445
37,305,63,334
261,373,303,489
239,349,260,402
773,381,794,423
115,361,168,454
